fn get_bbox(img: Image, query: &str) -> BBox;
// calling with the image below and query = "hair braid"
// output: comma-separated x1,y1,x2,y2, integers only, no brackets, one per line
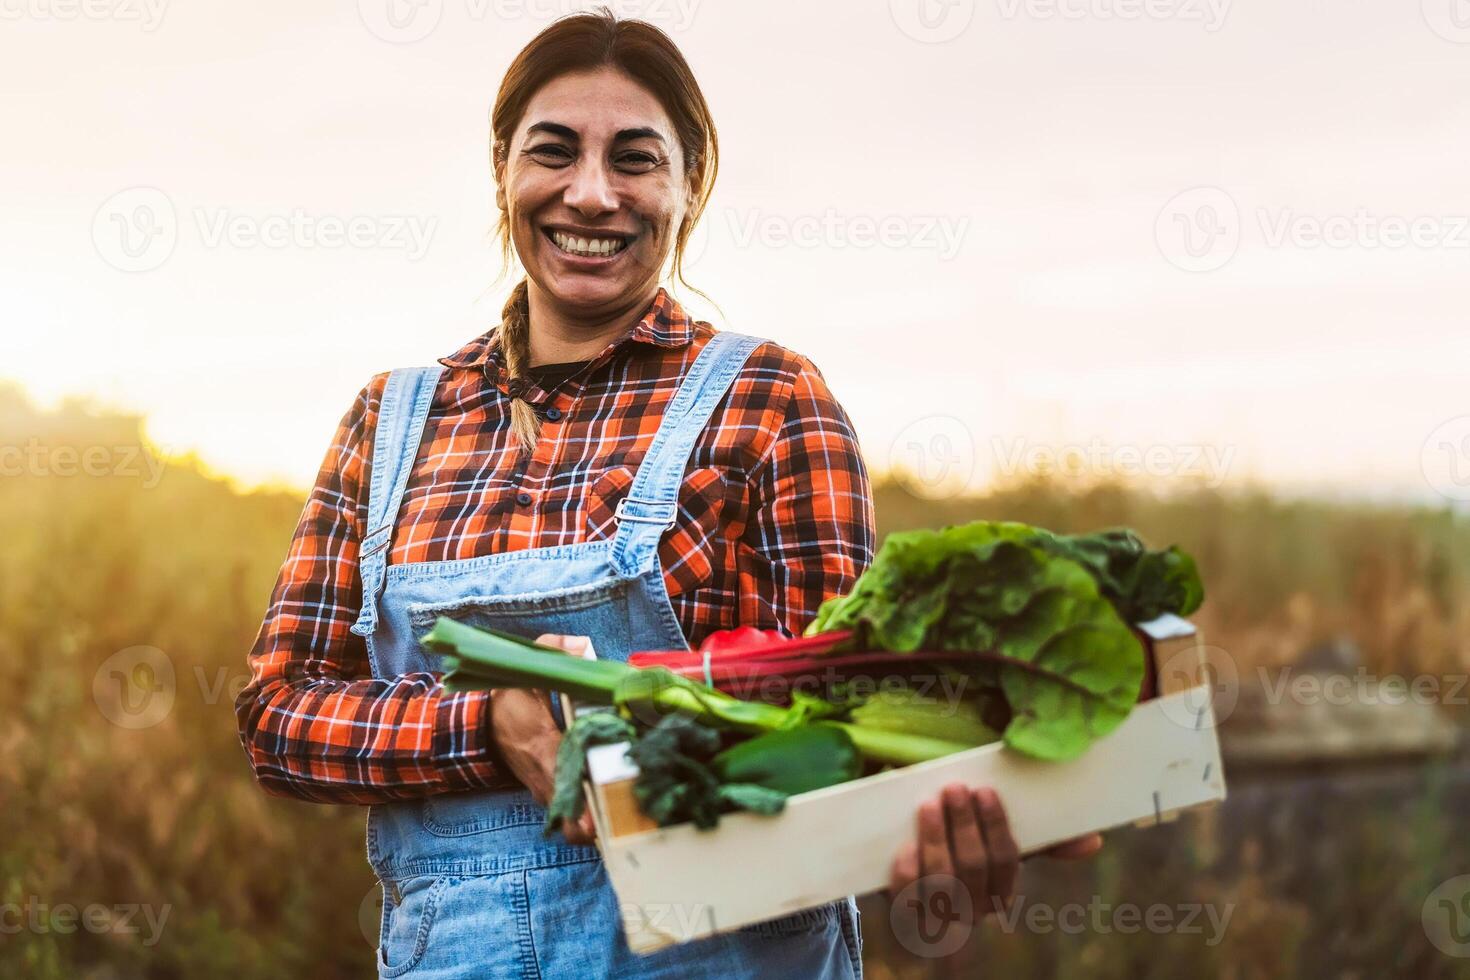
498,279,540,452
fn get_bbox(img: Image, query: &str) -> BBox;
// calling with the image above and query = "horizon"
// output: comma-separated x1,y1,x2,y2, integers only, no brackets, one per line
3,2,1467,508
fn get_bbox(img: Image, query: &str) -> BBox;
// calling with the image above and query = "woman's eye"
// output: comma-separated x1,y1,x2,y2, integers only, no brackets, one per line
527,144,574,165
616,153,659,173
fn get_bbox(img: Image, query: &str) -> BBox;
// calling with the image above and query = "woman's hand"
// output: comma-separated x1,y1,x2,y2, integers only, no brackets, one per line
887,782,1102,954
487,632,597,845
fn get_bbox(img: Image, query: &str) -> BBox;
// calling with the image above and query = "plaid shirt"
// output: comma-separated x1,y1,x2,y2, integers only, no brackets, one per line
236,288,875,803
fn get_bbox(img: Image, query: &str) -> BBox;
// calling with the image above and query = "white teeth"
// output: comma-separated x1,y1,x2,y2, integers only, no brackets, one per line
550,231,628,257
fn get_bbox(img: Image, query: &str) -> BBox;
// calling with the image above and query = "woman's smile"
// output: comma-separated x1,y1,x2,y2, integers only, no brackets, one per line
541,224,638,263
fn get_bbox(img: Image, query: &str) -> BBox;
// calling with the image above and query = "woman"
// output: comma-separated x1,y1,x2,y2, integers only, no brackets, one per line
236,11,1095,978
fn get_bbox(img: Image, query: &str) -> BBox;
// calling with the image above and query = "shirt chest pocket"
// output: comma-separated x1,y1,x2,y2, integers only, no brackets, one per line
586,464,737,597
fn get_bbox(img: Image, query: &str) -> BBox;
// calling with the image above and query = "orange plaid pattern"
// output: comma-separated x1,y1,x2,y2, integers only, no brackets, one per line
236,288,875,802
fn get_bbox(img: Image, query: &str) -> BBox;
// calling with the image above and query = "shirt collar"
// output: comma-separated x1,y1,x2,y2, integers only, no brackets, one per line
437,286,695,371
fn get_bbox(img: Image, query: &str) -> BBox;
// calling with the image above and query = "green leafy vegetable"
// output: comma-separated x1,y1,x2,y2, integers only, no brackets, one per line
805,520,1178,760
627,715,787,829
543,711,635,835
1029,527,1205,622
848,685,1001,748
711,725,862,796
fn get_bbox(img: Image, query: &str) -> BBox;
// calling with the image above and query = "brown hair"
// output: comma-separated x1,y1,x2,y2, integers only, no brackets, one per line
490,7,719,451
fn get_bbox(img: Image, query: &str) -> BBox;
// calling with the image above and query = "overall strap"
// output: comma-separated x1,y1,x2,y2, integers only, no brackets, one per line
611,330,766,575
349,365,445,639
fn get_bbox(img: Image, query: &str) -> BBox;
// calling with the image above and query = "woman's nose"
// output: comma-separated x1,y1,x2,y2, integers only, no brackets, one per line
563,162,618,217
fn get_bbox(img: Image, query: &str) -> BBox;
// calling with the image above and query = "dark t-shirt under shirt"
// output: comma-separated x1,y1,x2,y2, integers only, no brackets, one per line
526,359,592,393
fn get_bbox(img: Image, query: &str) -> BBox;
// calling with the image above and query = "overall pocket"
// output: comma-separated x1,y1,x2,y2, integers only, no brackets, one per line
377,875,447,978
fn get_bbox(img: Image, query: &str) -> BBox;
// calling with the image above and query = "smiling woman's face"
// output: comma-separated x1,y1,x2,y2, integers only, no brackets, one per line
498,66,689,317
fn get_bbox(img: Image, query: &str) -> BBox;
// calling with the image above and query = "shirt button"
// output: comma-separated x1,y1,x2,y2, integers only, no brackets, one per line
516,491,532,506
544,406,562,421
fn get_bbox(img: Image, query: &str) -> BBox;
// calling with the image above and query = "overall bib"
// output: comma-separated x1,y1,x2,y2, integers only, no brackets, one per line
349,330,864,979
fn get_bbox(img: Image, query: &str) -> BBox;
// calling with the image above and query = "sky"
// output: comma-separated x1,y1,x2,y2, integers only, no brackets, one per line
2,0,1467,505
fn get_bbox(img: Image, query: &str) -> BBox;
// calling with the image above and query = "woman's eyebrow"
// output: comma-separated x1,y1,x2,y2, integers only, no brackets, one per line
523,122,666,146
525,121,578,140
614,127,667,145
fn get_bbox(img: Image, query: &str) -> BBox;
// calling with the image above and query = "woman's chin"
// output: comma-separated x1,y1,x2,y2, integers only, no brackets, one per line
536,269,653,314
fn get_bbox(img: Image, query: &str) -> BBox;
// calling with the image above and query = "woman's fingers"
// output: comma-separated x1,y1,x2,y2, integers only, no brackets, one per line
941,783,988,906
888,839,921,899
562,810,597,846
974,788,1020,916
1040,833,1104,860
535,633,593,656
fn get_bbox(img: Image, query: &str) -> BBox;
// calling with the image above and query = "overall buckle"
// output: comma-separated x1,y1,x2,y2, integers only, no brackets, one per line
614,496,676,530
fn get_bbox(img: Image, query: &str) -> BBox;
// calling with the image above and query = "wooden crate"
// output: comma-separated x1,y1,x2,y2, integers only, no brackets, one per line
580,615,1225,953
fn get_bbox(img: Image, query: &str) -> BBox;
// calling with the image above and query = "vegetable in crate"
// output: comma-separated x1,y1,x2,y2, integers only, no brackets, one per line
804,520,1205,761
544,713,848,832
424,617,964,767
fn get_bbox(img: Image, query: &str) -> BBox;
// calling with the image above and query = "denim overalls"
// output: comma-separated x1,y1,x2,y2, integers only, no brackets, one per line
349,330,863,979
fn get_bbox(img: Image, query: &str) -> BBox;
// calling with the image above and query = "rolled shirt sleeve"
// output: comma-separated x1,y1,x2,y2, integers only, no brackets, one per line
233,377,508,804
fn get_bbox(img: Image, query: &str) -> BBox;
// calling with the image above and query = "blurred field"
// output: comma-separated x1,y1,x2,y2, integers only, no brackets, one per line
4,383,1469,978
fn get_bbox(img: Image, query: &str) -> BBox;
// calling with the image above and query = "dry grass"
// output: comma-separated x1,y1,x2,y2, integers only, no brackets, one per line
3,384,1468,978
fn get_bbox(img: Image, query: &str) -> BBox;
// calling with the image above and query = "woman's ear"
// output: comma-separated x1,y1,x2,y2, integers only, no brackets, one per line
492,140,508,211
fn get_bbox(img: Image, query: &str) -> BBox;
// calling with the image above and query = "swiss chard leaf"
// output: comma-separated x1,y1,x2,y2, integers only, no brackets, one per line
805,520,1164,760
